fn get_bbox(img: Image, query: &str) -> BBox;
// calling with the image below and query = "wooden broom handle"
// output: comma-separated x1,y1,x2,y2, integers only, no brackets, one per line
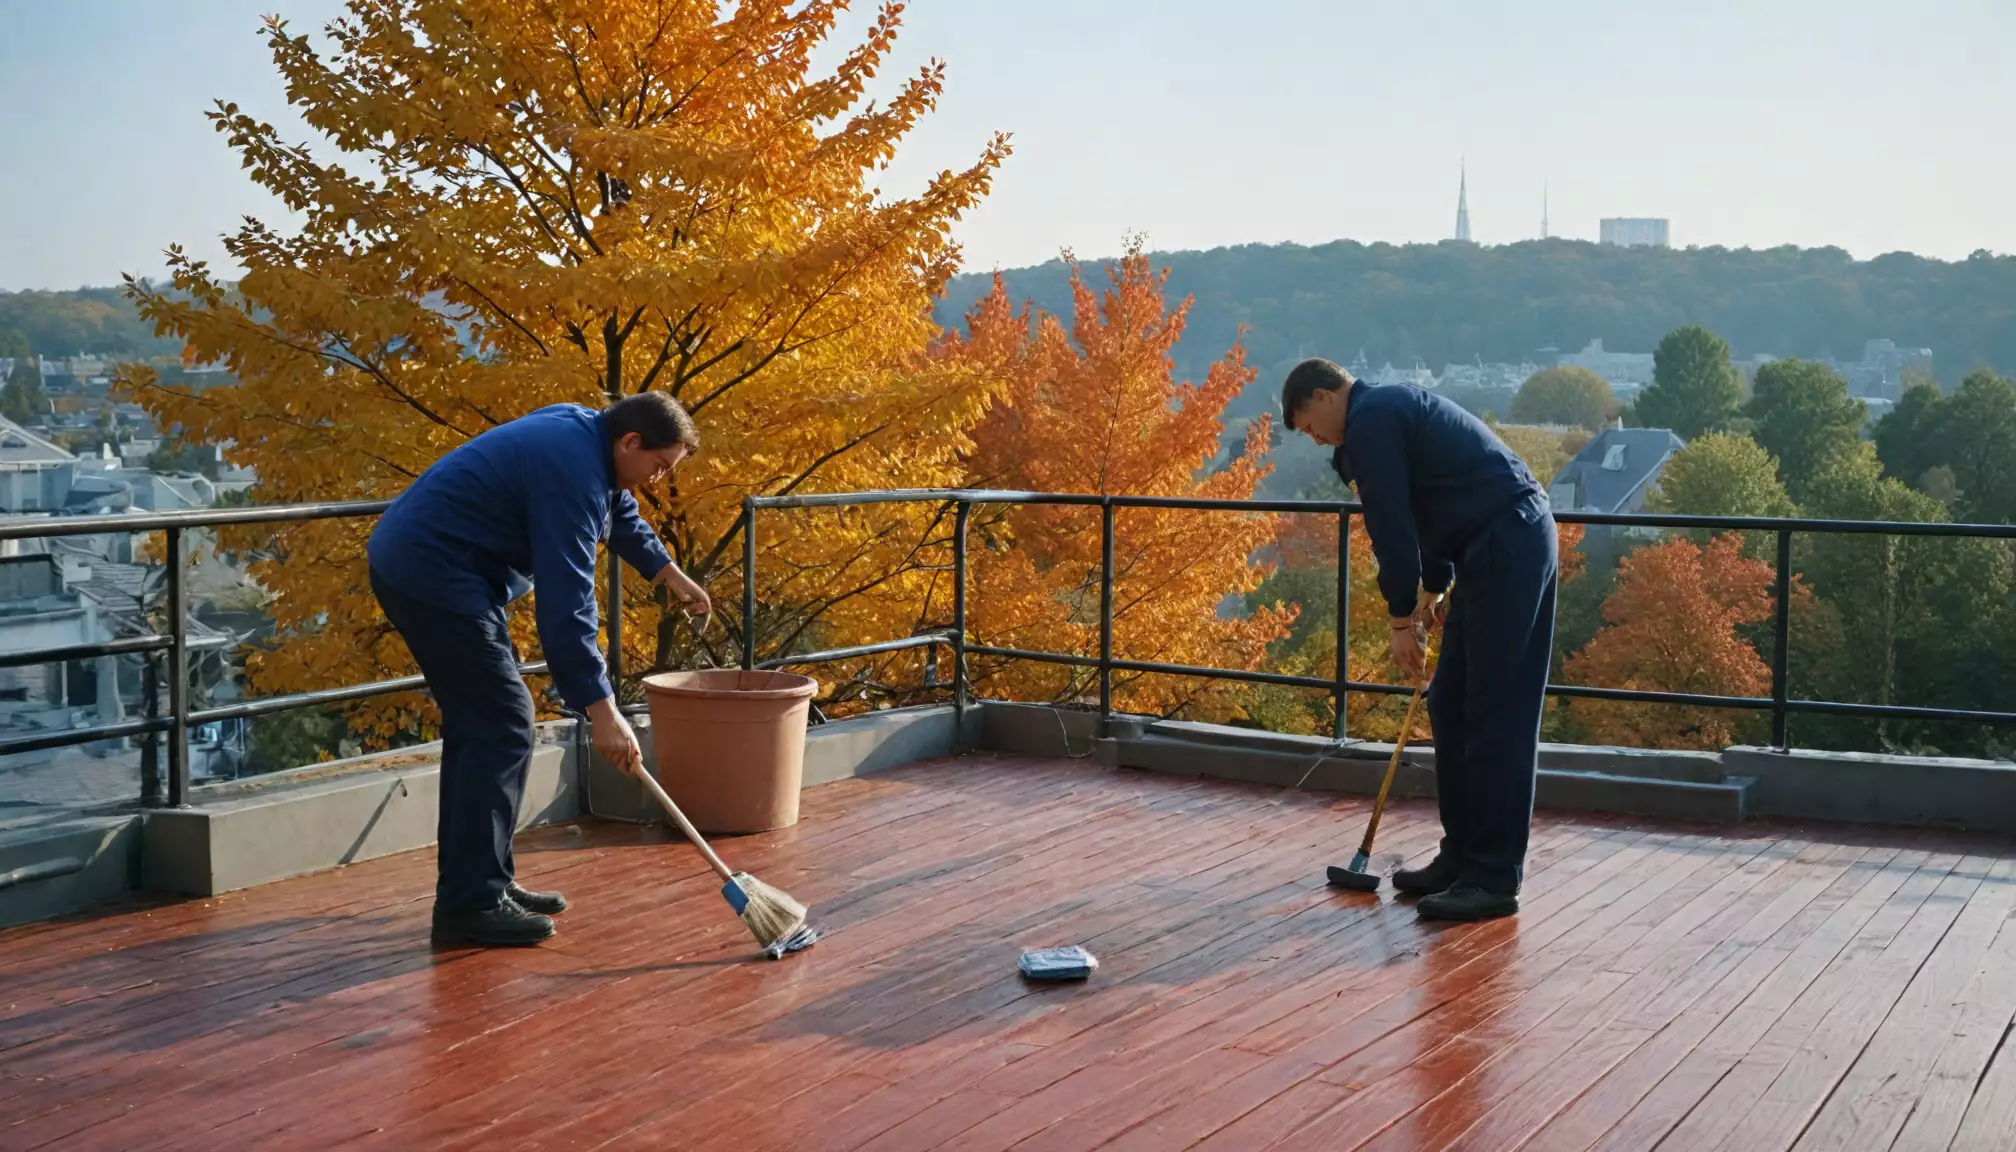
1357,630,1436,855
632,764,737,884
1358,677,1428,854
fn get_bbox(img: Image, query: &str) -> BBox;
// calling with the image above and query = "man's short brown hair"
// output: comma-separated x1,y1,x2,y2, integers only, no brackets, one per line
605,391,699,452
1280,357,1354,427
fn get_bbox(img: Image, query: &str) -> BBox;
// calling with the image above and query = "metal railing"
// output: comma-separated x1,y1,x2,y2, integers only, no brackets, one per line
0,501,547,807
3,488,2009,813
735,490,2016,745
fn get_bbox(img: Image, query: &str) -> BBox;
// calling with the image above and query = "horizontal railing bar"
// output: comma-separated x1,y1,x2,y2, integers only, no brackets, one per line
1559,510,2016,539
1543,683,1775,710
747,488,2016,540
752,489,1097,510
0,635,172,669
0,662,551,758
0,632,231,671
7,486,1988,542
1780,697,2016,727
755,633,951,670
0,499,390,542
191,661,551,724
966,644,1102,669
0,716,172,757
967,644,2016,726
1111,657,1339,691
190,676,424,723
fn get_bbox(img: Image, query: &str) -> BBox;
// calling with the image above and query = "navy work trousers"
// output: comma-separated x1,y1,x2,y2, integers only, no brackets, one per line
1426,492,1559,896
371,570,537,915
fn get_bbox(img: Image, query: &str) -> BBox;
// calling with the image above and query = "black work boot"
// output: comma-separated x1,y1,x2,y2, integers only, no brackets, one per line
506,882,569,916
1416,882,1519,922
1392,856,1461,896
432,897,557,947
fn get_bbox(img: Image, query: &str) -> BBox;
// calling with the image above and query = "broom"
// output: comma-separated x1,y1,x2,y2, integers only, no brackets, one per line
633,766,819,959
1327,631,1435,893
631,597,818,959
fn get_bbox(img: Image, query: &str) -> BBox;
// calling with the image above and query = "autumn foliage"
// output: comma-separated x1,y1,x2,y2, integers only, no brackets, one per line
119,1,1008,735
1565,535,1774,749
943,242,1290,719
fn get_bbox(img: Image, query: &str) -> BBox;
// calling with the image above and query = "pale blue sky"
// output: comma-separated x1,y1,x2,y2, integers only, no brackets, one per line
1,0,2011,291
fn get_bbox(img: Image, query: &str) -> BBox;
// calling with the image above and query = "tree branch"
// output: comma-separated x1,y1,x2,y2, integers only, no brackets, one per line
453,276,549,356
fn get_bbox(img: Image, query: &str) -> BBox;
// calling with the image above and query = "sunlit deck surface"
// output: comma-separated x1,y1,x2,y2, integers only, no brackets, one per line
6,756,2016,1151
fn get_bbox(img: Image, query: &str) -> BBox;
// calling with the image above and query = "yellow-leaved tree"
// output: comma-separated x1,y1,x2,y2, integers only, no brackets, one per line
121,1,1008,738
940,241,1292,720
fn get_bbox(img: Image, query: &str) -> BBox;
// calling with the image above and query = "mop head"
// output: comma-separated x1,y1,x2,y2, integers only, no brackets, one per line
763,922,821,960
721,872,817,959
1326,850,1381,892
1019,946,1098,981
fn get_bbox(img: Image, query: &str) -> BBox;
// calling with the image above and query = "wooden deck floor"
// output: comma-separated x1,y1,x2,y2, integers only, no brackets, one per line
6,755,2016,1150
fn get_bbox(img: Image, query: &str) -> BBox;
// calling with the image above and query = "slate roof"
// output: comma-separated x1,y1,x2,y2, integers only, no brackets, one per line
1550,428,1686,513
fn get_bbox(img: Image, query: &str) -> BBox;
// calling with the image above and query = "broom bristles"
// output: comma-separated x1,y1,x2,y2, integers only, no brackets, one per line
727,871,808,948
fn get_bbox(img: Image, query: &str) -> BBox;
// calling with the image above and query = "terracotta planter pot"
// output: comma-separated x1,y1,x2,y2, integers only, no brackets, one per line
640,669,818,834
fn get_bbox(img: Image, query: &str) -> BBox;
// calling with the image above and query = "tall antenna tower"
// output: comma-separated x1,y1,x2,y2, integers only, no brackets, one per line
1454,160,1472,242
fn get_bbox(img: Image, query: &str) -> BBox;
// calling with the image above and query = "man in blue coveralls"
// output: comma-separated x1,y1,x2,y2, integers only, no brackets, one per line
369,393,711,946
1282,358,1557,921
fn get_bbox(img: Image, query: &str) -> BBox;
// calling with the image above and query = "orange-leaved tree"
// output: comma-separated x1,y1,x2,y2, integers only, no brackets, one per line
941,240,1291,720
120,1,1008,738
1565,534,1773,749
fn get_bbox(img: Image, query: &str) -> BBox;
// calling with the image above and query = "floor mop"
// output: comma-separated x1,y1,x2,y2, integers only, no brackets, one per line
1326,661,1432,893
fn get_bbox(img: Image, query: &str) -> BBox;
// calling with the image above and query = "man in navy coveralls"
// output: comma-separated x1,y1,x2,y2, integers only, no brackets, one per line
1282,358,1558,921
369,392,711,946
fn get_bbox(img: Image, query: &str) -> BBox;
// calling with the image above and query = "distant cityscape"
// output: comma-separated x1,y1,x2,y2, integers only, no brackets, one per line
0,354,265,804
1342,334,1928,423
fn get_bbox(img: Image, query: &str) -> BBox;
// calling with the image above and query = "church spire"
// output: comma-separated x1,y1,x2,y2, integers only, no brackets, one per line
1454,160,1472,243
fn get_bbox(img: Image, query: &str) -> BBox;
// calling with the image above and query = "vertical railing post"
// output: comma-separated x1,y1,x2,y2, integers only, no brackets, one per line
165,527,189,808
1770,527,1793,750
741,498,757,671
139,652,160,806
606,553,623,699
1098,499,1115,726
1335,509,1351,740
953,500,970,719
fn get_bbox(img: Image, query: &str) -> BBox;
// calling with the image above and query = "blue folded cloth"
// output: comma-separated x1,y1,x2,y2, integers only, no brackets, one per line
1019,946,1098,980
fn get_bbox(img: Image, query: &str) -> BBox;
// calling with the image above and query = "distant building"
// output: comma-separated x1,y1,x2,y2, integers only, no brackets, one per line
1600,218,1671,248
0,555,122,732
37,356,115,398
1363,359,1438,390
1438,356,1536,395
1549,426,1686,562
1736,339,1932,405
1549,428,1684,516
129,473,219,512
0,420,80,513
1557,339,1656,392
1844,339,1932,402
